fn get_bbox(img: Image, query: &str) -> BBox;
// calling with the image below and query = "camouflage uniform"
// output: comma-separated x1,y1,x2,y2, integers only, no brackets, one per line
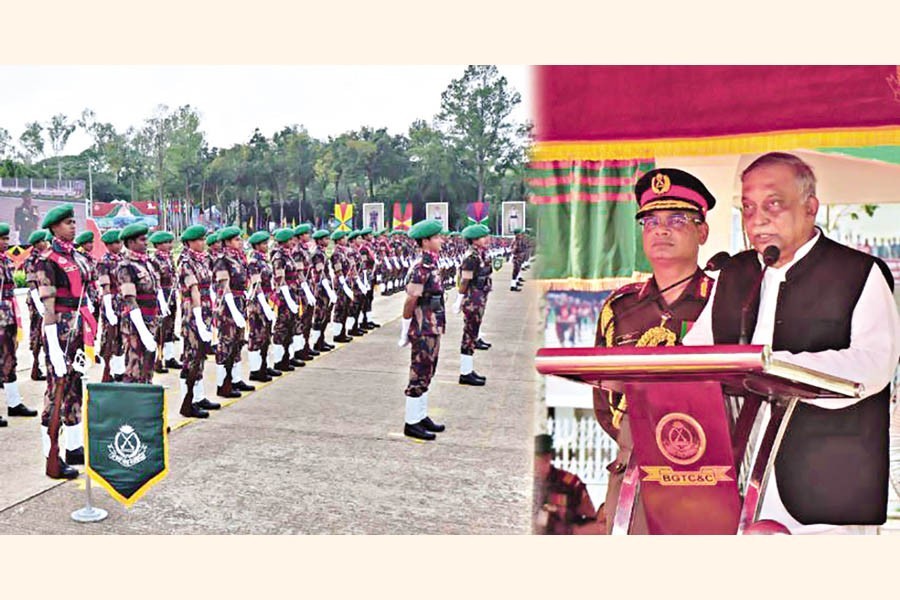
594,269,713,533
35,238,91,427
347,243,366,334
76,249,101,324
510,234,525,287
534,465,598,535
330,244,351,336
97,249,124,378
404,251,446,398
246,248,274,354
150,249,178,361
23,251,45,375
0,252,18,384
116,248,161,383
271,243,299,357
178,247,213,385
459,246,492,355
311,242,333,349
291,241,315,353
214,248,248,372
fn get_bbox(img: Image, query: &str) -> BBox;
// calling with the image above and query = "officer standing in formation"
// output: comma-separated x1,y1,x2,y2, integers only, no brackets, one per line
310,228,337,353
149,230,181,373
213,226,255,398
98,228,125,382
594,168,717,533
246,230,280,382
398,219,447,441
454,223,492,386
23,229,50,382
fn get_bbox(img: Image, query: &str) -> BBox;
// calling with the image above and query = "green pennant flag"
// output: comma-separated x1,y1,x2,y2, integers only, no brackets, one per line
528,159,655,291
85,383,169,507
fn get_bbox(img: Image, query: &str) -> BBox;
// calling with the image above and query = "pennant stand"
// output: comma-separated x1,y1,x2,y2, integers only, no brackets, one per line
71,476,108,523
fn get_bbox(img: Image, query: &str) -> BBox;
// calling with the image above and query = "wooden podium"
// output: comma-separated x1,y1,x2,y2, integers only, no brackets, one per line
535,345,862,534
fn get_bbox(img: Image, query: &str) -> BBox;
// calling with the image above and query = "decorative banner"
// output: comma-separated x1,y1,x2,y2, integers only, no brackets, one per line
501,201,526,237
334,202,354,232
528,159,654,291
85,383,169,508
533,66,900,160
425,202,448,230
392,202,412,231
362,202,385,231
466,202,489,226
90,200,159,231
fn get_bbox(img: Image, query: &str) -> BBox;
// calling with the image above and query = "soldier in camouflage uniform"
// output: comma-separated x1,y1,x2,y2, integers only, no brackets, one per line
345,231,368,337
398,219,447,441
246,230,281,382
74,231,101,325
455,224,493,386
270,228,303,371
510,229,526,292
329,230,355,343
594,168,717,534
24,229,50,381
358,228,379,330
213,226,255,398
310,229,337,353
98,228,126,381
205,232,222,357
291,224,319,362
1,223,38,428
34,204,94,477
115,224,162,384
149,230,181,373
176,225,219,418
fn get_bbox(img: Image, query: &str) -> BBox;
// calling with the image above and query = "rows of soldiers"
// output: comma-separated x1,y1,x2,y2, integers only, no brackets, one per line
0,206,528,474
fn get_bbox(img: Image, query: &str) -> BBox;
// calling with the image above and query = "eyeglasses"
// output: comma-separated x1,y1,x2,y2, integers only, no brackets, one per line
638,213,703,231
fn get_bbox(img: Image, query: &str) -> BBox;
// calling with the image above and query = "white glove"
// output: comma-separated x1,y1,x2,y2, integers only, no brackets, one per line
193,306,213,342
398,317,411,348
44,323,67,377
280,285,299,314
85,295,96,315
355,276,366,293
102,294,118,325
339,276,354,299
452,292,464,314
301,281,317,307
224,293,247,328
322,279,338,303
156,289,170,317
29,289,46,317
129,308,157,351
209,287,218,306
392,257,400,270
258,292,276,322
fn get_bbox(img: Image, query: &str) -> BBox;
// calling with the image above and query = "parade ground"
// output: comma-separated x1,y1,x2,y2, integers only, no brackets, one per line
0,265,539,534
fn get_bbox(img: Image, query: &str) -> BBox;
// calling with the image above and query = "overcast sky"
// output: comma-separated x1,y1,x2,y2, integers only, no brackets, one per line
0,65,531,155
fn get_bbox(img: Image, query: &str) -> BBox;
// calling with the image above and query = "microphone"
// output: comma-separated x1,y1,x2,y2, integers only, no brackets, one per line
598,255,728,342
738,245,780,344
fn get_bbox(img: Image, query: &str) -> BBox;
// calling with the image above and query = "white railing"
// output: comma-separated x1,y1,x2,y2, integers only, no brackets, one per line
547,413,617,506
0,178,85,198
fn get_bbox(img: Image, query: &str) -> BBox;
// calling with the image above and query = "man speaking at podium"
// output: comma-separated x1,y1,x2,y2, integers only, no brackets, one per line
684,152,900,534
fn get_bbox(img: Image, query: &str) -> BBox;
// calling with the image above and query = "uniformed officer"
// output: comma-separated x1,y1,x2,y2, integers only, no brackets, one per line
270,228,303,371
246,230,281,382
291,224,319,362
204,231,221,358
34,204,95,477
398,219,447,441
357,227,379,330
214,226,255,398
594,167,716,533
116,224,162,384
1,222,39,427
176,225,218,418
510,228,526,292
149,230,181,373
74,231,100,323
23,229,50,381
98,228,126,381
454,224,492,386
330,230,355,344
310,229,337,353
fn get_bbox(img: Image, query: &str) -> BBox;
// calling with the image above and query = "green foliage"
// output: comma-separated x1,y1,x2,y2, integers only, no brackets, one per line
13,270,27,289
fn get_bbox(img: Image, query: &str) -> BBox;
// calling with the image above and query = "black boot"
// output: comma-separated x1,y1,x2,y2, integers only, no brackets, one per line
404,422,436,441
217,368,242,398
420,416,445,433
0,416,6,427
196,398,221,411
474,339,492,350
8,404,38,417
249,368,271,382
180,384,209,418
65,447,85,465
154,359,169,374
48,458,79,480
233,380,256,392
459,372,487,386
165,358,183,369
334,325,353,344
274,349,295,371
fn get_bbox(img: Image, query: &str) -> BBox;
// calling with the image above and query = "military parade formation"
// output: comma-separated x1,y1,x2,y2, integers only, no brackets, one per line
0,206,533,478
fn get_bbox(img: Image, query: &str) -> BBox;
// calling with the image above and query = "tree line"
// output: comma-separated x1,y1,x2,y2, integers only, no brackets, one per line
0,66,531,231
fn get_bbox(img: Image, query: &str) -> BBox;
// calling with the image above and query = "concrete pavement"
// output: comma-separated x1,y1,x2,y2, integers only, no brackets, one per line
0,264,539,534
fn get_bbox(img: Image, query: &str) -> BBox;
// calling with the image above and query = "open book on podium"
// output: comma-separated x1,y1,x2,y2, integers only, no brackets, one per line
535,345,862,535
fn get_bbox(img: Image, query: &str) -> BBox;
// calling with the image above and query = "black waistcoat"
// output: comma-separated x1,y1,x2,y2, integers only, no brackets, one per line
711,234,893,525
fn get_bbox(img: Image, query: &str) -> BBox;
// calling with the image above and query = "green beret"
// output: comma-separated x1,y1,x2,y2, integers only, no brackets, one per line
274,228,295,243
248,230,271,245
41,203,75,229
120,223,149,241
360,227,373,236
75,231,94,245
535,434,553,455
0,222,9,237
218,226,242,241
347,230,360,241
294,223,312,236
375,229,386,237
181,225,207,243
206,232,219,245
513,228,524,234
408,219,443,241
330,230,347,241
149,231,174,245
312,229,330,240
28,229,49,245
390,230,406,237
101,229,121,244
462,224,490,241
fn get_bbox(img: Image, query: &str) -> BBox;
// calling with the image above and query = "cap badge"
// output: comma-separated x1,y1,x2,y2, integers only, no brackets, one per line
651,173,671,195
